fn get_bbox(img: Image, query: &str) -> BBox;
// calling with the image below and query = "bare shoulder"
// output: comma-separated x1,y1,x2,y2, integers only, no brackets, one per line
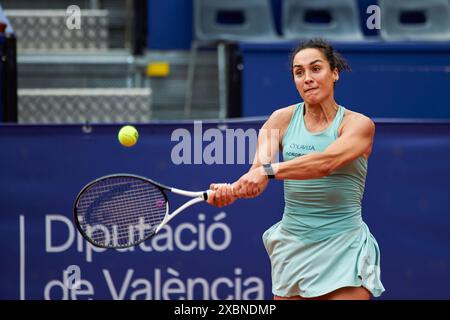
265,105,296,129
340,109,375,135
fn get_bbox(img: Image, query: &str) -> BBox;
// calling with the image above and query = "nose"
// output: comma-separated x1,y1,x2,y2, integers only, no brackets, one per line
304,70,314,85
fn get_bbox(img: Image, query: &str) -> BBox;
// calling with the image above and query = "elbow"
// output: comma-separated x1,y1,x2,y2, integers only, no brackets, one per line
317,151,343,177
318,161,333,177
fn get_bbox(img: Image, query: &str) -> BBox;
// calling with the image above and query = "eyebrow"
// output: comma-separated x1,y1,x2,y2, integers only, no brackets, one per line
293,59,324,68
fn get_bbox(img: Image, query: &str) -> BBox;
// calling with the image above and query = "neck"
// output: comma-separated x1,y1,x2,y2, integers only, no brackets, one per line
304,99,338,124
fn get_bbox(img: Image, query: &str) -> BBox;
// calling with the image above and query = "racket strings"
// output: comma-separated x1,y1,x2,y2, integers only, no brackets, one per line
80,191,164,226
79,182,164,245
76,177,167,247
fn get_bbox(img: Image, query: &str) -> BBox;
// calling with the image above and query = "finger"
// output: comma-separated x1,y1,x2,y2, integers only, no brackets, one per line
216,184,232,206
238,185,248,198
210,192,223,207
249,183,258,197
226,183,232,198
231,184,237,198
248,186,256,198
213,186,221,207
210,183,221,191
207,192,216,206
233,181,243,198
225,184,234,203
218,184,229,206
230,184,236,198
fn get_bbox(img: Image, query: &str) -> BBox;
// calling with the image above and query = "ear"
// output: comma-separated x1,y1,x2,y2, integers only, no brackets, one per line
333,68,339,82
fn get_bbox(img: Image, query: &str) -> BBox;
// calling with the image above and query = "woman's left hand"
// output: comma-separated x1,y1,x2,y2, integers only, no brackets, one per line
207,183,236,208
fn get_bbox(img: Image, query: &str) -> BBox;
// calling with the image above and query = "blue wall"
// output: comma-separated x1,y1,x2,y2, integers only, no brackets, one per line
239,41,450,118
0,34,5,122
147,0,193,50
1,120,450,299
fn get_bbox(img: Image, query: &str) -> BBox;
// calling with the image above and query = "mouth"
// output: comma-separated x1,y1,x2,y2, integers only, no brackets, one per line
304,87,318,93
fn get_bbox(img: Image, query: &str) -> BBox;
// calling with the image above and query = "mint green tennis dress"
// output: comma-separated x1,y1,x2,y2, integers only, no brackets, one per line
262,102,385,298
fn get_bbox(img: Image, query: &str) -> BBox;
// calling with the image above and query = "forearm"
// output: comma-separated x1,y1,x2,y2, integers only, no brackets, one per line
249,161,261,172
273,152,334,180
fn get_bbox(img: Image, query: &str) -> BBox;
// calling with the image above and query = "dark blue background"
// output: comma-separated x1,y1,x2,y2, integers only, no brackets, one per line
239,41,450,119
1,120,450,299
0,34,4,122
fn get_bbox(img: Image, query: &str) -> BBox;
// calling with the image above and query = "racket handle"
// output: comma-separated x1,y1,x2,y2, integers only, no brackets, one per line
208,184,239,199
204,190,212,200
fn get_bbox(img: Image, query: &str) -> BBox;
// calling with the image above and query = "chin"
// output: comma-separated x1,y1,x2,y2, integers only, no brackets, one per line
303,96,322,105
302,91,329,105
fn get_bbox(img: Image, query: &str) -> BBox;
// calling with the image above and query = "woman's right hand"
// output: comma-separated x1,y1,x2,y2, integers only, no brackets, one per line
207,183,237,208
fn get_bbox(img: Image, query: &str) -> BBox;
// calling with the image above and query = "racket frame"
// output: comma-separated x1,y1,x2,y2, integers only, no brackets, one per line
73,173,210,248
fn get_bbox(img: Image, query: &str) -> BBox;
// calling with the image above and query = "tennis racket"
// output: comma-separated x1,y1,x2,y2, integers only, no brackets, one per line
73,174,211,249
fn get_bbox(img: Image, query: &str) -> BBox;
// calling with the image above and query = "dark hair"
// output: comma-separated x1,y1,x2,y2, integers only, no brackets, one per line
290,38,351,73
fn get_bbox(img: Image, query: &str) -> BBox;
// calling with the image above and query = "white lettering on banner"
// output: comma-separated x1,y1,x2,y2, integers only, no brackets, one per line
104,268,133,300
19,215,26,300
211,277,233,300
45,212,232,263
22,214,264,300
174,223,197,251
41,267,264,300
44,278,94,300
45,280,67,300
102,268,264,300
207,212,231,250
46,215,74,252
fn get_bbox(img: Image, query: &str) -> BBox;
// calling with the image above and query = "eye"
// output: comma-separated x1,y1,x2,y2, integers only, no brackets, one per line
295,69,304,77
313,66,321,72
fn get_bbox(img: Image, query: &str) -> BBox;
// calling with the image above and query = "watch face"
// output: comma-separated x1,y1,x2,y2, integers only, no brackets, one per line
263,164,274,177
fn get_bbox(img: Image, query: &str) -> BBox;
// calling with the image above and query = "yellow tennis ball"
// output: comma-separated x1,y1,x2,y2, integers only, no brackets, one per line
118,125,139,147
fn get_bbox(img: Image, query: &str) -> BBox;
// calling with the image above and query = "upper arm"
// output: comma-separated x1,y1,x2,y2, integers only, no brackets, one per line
251,107,293,169
323,114,375,172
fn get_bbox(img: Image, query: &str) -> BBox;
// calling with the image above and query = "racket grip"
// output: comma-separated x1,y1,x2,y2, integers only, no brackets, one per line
203,190,213,200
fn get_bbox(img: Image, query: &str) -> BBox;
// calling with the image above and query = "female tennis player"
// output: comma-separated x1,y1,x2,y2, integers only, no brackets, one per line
208,39,385,300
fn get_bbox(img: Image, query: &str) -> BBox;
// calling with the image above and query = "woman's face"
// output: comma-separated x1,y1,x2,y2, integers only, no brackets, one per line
292,48,339,105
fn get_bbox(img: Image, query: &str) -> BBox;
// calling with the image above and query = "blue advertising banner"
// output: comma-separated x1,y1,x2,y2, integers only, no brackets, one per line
0,121,282,300
0,34,4,122
1,119,450,300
